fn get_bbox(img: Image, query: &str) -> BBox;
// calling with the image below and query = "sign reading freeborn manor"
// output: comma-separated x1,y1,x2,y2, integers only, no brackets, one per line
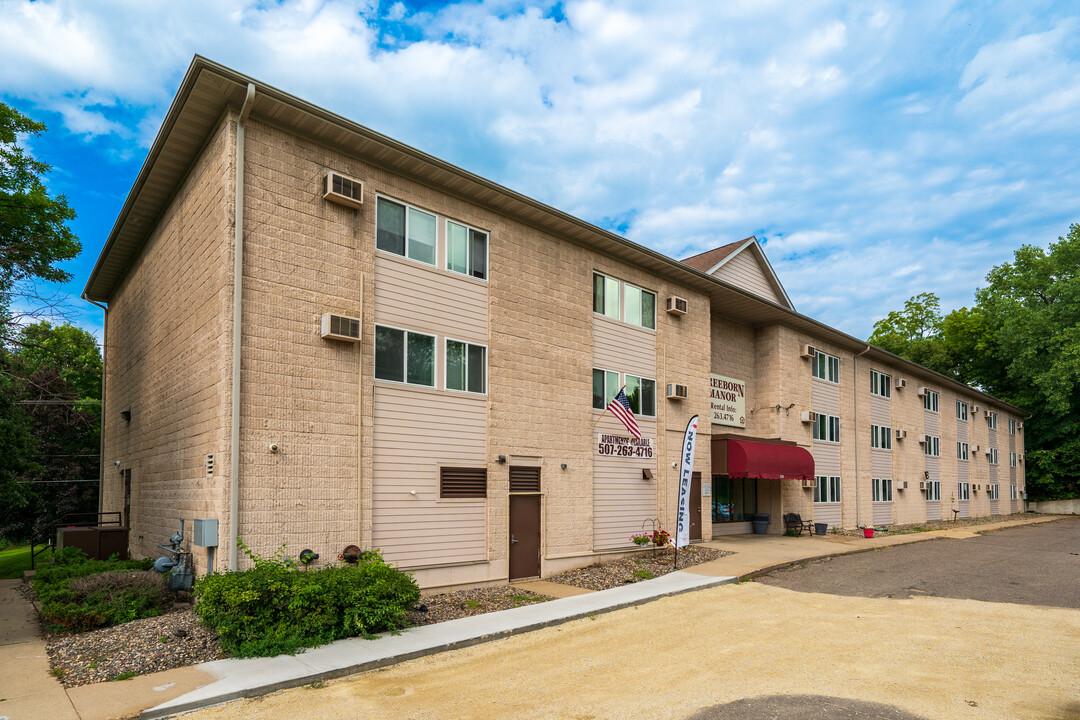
595,434,655,459
710,374,746,428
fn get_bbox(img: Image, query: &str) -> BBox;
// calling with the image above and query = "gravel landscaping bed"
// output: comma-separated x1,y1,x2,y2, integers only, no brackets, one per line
407,586,553,626
45,605,225,687
834,512,1033,536
547,545,730,591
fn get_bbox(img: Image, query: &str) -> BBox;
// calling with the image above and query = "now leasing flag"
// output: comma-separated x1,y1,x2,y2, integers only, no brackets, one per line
675,415,700,550
606,387,641,439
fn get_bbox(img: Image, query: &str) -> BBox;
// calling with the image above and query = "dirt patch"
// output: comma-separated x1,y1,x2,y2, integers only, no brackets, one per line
408,586,553,626
547,545,730,591
687,694,929,719
759,517,1080,608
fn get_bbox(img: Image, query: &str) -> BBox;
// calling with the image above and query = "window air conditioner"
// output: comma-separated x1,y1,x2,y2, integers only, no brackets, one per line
1017,422,1023,430
918,481,928,491
320,313,361,342
895,429,907,440
894,378,907,389
666,383,688,400
917,386,928,397
972,405,980,413
801,477,817,489
896,481,907,491
918,434,928,444
984,448,992,456
323,171,364,209
666,296,688,316
971,445,980,452
984,410,993,418
801,344,817,359
801,411,817,423
1018,454,1024,462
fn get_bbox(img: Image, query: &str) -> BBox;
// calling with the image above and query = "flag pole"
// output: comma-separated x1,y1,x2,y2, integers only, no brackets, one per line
591,385,627,429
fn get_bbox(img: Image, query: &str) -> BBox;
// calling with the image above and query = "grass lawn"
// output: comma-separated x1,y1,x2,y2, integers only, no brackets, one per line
0,545,33,580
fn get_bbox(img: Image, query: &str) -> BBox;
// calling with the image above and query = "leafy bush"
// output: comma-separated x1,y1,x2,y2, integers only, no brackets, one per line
193,543,420,658
34,551,163,630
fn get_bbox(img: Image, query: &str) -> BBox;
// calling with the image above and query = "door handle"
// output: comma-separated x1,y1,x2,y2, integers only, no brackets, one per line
511,534,518,544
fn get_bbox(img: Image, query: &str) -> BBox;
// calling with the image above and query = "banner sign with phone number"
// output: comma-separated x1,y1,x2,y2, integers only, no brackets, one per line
595,434,655,459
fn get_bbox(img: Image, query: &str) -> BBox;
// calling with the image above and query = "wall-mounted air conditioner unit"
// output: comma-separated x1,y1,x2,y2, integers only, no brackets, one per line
801,344,817,358
800,477,817,488
801,411,817,423
320,313,361,342
1017,422,1023,430
984,410,993,418
666,383,688,400
895,429,907,440
896,481,907,491
894,378,907,389
972,405,980,413
917,386,928,397
918,434,928,444
1018,454,1024,462
918,481,928,491
984,448,993,456
971,445,980,452
666,296,688,316
323,171,364,209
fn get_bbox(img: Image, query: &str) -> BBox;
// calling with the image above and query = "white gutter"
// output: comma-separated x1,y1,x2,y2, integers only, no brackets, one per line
853,345,871,528
229,83,256,570
82,294,108,517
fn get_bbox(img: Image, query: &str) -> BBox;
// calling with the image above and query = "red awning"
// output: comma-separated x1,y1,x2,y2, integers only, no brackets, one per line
726,440,815,480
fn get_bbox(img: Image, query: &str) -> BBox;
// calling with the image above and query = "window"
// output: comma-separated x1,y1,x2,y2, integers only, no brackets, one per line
592,368,620,410
923,435,940,457
592,273,655,329
374,325,435,386
872,478,893,502
624,374,656,417
870,424,892,450
813,351,840,383
957,442,969,461
813,414,840,443
1008,418,1016,435
987,411,998,430
814,476,841,503
870,370,891,398
440,467,487,498
956,400,968,421
376,197,437,266
927,481,941,501
1009,451,1017,467
988,484,999,500
922,389,939,412
988,447,999,465
958,482,970,501
446,220,488,280
1010,484,1018,500
445,339,486,394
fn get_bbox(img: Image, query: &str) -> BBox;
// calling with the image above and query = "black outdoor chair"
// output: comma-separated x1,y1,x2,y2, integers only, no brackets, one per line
783,513,814,537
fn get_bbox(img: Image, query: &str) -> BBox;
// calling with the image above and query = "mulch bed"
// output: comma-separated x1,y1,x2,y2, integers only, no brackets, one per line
835,512,1033,536
547,545,730,591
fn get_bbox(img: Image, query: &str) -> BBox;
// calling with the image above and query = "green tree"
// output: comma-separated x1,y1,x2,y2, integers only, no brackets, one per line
0,101,80,342
868,292,954,376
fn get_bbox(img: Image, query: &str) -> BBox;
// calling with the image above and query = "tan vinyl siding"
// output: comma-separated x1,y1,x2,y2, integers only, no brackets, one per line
372,384,487,567
592,415,657,550
712,249,781,305
869,396,891,426
592,315,656,378
813,441,840,475
959,498,970,517
927,499,941,521
871,449,891,477
374,253,488,344
872,502,892,525
812,377,840,415
814,502,842,527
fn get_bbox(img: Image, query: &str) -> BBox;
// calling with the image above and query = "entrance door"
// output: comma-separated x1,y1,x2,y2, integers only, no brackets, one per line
509,494,541,580
690,472,702,541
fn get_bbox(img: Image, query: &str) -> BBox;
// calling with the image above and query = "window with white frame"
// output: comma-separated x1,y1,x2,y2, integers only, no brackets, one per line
956,400,968,421
872,478,893,502
592,273,655,329
922,389,939,412
957,442,969,461
445,339,486,394
923,435,940,457
592,368,620,410
1010,484,1018,500
1008,418,1016,435
1009,451,1017,467
958,482,970,500
926,481,941,501
987,411,998,430
376,197,437,266
812,351,840,383
988,447,999,465
813,414,840,443
870,424,892,450
814,476,841,503
374,325,436,387
624,374,657,417
989,484,999,500
870,369,891,398
446,220,488,280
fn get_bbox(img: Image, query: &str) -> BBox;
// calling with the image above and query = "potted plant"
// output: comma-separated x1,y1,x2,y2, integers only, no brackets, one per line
651,529,671,547
630,534,652,547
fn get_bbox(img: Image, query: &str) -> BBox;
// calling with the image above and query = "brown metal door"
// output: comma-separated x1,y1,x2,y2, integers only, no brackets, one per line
691,472,702,541
509,494,541,580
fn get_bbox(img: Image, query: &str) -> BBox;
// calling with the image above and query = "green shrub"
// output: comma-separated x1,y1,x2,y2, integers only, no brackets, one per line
193,543,420,658
35,552,162,631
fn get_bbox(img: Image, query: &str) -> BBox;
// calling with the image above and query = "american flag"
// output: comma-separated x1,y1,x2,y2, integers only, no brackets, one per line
606,387,641,439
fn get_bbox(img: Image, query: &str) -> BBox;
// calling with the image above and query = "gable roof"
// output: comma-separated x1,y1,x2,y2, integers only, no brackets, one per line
681,240,746,272
681,237,793,310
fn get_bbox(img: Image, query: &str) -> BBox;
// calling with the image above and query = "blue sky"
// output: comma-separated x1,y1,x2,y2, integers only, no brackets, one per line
2,0,1078,341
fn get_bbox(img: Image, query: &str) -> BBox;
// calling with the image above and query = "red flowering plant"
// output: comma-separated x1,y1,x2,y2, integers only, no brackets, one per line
651,529,671,547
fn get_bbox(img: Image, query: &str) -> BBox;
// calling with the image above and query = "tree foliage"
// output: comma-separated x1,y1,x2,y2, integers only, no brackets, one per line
869,224,1080,500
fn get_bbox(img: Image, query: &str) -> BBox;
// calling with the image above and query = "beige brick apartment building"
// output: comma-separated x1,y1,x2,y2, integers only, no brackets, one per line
83,58,1028,589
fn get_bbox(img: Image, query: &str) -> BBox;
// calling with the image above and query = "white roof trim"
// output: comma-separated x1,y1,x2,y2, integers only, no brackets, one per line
704,237,794,311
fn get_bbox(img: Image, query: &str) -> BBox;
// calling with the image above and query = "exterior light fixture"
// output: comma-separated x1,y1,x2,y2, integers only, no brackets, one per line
497,455,507,464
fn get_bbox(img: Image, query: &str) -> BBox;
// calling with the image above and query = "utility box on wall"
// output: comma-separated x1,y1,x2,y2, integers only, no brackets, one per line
192,518,218,547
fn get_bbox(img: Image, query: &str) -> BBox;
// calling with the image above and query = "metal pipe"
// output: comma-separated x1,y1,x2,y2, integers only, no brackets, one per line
82,294,108,518
853,345,871,528
229,83,256,571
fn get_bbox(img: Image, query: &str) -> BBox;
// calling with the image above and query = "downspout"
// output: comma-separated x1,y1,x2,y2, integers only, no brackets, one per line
853,345,871,528
229,83,256,571
82,294,107,517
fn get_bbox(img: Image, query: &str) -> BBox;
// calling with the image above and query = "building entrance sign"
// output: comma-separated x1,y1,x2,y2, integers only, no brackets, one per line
710,374,746,427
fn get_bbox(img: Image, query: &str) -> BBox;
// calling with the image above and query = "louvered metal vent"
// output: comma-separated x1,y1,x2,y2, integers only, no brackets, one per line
323,171,364,209
440,467,487,498
509,466,541,493
320,313,361,342
205,453,215,478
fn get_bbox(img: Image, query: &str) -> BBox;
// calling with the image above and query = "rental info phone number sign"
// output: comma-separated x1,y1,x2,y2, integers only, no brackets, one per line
595,434,655,459
711,374,746,428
